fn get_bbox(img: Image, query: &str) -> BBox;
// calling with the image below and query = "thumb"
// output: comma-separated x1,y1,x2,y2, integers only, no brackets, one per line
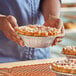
7,15,18,29
57,19,63,30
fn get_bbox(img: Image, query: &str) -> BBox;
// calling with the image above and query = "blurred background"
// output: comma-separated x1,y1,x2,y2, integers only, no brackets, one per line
50,0,76,58
61,0,76,29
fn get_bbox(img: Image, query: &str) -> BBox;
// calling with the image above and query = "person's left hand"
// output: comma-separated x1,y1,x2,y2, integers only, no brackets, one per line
44,16,65,46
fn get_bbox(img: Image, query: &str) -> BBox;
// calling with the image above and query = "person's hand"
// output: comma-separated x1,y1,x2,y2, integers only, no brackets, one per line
52,25,64,46
0,15,24,47
44,15,65,46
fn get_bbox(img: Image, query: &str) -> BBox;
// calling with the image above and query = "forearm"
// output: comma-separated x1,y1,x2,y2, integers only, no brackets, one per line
41,0,61,21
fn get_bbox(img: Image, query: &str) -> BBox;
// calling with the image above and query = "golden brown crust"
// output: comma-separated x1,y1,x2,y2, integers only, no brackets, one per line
16,25,60,37
63,46,76,56
51,59,76,74
64,22,76,29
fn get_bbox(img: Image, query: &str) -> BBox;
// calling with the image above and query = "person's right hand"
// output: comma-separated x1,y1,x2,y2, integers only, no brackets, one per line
0,15,24,47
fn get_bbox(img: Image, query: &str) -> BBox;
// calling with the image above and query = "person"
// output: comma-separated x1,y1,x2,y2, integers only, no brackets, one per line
0,0,64,63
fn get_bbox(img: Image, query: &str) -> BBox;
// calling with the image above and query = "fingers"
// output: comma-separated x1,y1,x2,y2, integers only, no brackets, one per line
6,16,24,47
1,16,24,47
52,37,58,46
52,26,65,46
52,37,62,46
7,15,18,29
11,36,24,47
53,19,60,29
44,17,65,46
44,16,61,29
4,28,24,47
44,18,56,27
44,16,63,31
61,25,65,36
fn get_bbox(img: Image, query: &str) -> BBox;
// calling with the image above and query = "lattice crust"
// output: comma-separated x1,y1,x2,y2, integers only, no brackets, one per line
51,59,76,74
16,25,60,37
63,46,76,56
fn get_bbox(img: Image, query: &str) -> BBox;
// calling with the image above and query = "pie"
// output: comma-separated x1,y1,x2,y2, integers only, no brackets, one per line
51,59,76,74
63,46,76,56
16,25,60,37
